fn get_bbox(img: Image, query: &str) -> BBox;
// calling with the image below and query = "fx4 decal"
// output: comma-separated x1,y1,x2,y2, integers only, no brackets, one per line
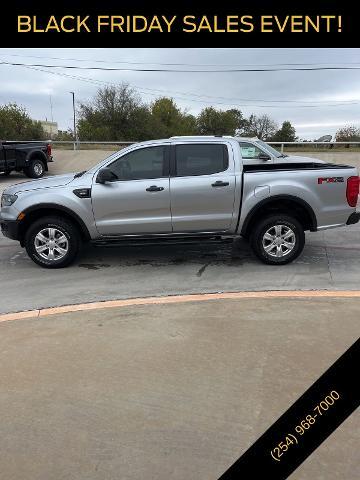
318,177,344,184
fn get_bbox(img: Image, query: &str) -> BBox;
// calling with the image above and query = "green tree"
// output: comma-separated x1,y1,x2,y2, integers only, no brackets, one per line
0,103,45,140
335,125,360,142
196,107,244,136
77,84,152,141
270,121,297,142
55,129,74,141
149,97,196,138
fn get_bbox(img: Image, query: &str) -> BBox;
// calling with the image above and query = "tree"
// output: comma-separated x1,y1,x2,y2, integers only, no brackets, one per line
75,84,302,143
55,129,74,141
270,121,297,142
242,114,278,140
150,97,197,138
77,84,153,141
335,125,360,142
196,107,244,136
0,103,45,140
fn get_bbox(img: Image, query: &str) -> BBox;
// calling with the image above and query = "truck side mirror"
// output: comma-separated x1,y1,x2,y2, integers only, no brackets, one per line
258,153,271,161
96,167,117,184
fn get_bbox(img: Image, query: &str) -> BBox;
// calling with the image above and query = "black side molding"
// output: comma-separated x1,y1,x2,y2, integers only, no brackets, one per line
243,162,354,173
346,212,360,225
73,188,92,198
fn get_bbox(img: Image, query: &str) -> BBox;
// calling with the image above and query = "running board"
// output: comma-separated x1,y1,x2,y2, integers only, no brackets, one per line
92,234,235,248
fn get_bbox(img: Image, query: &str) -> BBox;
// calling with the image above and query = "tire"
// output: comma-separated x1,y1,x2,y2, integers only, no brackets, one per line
24,216,81,268
24,158,45,178
250,214,305,265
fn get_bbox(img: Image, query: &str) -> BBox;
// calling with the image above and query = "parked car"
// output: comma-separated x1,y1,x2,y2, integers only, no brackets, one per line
0,141,53,178
1,136,359,268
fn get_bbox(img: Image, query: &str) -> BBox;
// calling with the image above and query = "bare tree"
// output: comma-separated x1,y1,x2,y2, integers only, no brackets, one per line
242,114,278,140
335,125,360,142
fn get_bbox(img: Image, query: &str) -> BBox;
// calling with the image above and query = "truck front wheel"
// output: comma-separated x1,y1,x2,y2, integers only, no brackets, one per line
24,158,45,178
250,215,305,265
24,216,81,268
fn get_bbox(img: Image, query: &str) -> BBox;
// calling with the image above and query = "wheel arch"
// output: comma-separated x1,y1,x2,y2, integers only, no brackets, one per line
19,203,91,245
241,195,317,237
26,150,49,171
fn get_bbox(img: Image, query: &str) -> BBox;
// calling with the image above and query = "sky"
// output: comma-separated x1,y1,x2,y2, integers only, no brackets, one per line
0,48,359,140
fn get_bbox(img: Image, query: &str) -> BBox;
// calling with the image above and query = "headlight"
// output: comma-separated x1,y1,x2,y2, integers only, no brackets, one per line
1,194,18,207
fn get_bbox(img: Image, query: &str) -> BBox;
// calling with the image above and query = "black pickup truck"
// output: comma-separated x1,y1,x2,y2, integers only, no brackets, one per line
0,141,53,178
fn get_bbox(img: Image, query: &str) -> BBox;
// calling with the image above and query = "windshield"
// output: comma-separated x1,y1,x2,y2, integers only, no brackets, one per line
256,140,284,158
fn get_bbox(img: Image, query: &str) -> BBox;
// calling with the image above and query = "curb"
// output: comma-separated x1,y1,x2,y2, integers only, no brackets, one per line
1,290,360,324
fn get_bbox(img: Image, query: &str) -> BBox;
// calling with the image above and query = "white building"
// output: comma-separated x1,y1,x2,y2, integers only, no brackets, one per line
40,120,58,139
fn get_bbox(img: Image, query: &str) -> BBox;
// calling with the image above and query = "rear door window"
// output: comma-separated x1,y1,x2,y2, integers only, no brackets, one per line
175,144,228,177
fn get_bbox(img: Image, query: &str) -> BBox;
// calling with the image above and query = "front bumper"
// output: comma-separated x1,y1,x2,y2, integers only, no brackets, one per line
0,219,21,241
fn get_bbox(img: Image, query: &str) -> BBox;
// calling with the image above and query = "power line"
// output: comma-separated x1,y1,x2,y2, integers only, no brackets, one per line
2,52,360,68
1,60,360,109
2,60,360,73
130,84,359,105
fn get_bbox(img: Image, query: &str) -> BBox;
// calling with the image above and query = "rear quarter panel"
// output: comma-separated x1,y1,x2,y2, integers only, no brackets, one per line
239,166,358,231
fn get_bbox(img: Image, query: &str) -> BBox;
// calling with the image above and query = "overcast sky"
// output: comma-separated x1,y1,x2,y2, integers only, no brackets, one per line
0,48,359,140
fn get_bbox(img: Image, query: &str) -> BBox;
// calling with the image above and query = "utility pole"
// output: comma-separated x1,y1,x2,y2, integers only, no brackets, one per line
49,95,54,122
49,95,54,139
70,91,77,151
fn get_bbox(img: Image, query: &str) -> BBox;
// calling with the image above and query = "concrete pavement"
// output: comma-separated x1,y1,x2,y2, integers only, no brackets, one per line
0,295,359,480
1,223,360,314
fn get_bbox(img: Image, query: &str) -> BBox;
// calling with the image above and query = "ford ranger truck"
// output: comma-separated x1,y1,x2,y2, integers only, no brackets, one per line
0,141,53,178
0,136,359,268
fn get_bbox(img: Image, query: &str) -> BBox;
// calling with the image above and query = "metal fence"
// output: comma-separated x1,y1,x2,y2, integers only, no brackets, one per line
5,140,360,152
268,141,360,153
53,140,360,153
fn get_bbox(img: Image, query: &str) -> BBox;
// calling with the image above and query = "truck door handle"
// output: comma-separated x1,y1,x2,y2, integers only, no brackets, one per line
212,181,229,187
146,185,164,192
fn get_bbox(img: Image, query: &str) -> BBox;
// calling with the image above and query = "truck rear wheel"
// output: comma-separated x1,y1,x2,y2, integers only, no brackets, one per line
24,158,45,178
24,216,81,268
250,214,305,265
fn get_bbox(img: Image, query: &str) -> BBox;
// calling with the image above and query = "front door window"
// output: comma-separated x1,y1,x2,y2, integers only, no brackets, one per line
109,146,167,181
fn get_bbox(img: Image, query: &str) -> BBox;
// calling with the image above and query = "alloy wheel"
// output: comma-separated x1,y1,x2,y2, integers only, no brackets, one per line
34,227,69,261
262,224,296,258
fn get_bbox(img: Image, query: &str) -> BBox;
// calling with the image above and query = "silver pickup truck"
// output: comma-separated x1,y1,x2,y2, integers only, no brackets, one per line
1,136,359,268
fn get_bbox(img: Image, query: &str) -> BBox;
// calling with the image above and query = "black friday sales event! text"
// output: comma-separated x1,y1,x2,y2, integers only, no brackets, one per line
18,15,342,34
